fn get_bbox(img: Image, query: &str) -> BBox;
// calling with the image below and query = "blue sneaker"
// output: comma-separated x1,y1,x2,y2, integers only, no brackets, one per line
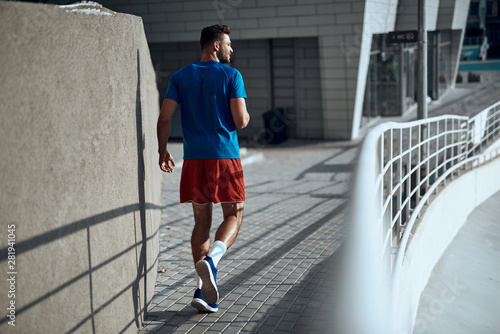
195,255,219,304
191,289,218,313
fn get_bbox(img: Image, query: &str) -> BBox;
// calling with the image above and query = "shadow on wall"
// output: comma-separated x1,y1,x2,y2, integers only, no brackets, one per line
0,204,162,333
0,2,162,333
133,48,149,331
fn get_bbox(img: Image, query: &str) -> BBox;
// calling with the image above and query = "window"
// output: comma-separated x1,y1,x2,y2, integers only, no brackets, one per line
470,2,479,16
486,1,493,16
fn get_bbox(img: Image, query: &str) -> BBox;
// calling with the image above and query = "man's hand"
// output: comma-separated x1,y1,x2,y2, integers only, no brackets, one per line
157,98,178,173
159,151,175,173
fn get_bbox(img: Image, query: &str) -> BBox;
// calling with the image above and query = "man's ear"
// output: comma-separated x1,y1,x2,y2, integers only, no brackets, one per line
213,40,220,51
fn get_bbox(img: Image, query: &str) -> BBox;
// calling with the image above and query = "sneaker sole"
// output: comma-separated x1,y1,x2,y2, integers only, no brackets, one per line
191,298,218,313
196,260,219,304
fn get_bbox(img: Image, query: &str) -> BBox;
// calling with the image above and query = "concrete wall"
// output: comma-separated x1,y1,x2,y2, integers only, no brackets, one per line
0,2,162,333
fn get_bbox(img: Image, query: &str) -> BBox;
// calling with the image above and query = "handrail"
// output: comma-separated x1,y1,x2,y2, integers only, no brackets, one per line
345,100,500,333
360,115,470,269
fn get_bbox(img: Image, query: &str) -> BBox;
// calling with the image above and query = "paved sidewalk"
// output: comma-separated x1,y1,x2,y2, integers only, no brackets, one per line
426,71,500,118
139,140,358,333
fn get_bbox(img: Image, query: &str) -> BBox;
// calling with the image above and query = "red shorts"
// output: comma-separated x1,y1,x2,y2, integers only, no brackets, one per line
180,159,245,204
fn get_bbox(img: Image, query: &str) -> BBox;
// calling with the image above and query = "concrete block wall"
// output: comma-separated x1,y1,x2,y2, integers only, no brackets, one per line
99,0,362,139
0,2,161,333
235,37,323,140
148,39,272,139
273,39,296,111
98,0,469,140
271,38,298,138
396,0,440,31
148,36,322,141
437,0,471,30
232,39,273,138
296,38,323,139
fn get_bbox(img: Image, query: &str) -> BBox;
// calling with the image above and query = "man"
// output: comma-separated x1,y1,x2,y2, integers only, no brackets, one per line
157,24,250,313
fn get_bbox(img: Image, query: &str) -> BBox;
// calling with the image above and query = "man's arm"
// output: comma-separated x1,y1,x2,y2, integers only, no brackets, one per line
230,97,250,129
157,98,178,173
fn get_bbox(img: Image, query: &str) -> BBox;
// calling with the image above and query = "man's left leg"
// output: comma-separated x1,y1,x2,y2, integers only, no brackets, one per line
196,202,244,305
190,202,220,313
216,202,244,250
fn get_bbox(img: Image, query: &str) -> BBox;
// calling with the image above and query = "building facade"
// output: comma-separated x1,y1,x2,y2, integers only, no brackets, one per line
463,0,500,59
96,0,470,140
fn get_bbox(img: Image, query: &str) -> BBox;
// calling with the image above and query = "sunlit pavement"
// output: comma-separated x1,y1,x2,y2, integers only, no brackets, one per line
139,140,357,333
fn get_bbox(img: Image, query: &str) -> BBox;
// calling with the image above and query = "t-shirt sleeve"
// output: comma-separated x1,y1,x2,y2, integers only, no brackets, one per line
164,75,181,103
230,70,247,99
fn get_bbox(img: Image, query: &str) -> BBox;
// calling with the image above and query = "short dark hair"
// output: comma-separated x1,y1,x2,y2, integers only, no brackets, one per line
200,24,231,51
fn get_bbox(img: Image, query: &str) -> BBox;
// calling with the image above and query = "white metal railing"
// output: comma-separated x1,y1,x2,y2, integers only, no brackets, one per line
368,101,500,272
342,101,500,333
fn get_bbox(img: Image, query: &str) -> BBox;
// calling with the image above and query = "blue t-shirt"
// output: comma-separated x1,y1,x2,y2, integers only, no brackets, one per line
164,61,247,159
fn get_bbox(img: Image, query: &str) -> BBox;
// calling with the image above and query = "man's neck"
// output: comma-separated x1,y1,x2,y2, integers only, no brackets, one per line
200,53,219,62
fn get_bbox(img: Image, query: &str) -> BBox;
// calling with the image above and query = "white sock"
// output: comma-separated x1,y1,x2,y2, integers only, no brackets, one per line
195,272,202,289
208,240,227,268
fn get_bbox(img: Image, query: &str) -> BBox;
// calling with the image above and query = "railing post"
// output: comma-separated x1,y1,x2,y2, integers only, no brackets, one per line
443,120,448,186
426,122,430,192
467,118,472,170
425,121,430,205
416,124,421,213
405,128,411,224
396,129,402,241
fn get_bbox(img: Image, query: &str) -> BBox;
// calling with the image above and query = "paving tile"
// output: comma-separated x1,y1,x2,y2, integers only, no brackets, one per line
173,323,195,333
153,325,180,334
240,321,261,332
187,324,210,334
233,312,253,322
256,324,277,334
217,324,241,334
207,322,228,332
145,141,354,332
